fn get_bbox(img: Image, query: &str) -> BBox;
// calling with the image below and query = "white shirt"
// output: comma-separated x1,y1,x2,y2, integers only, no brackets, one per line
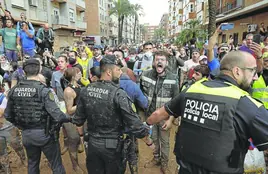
181,59,200,72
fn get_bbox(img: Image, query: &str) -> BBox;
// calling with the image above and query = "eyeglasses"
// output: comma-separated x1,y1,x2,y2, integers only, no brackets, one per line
239,67,257,76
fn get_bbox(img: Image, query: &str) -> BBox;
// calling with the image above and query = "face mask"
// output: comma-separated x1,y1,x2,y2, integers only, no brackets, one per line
82,57,87,60
69,58,76,65
145,51,153,58
219,51,227,60
124,52,128,58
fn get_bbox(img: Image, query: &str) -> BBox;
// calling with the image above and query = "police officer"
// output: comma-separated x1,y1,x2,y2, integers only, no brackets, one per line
4,59,71,174
73,55,154,174
146,51,268,174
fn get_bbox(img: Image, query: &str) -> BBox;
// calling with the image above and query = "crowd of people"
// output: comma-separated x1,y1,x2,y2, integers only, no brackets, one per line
1,4,268,174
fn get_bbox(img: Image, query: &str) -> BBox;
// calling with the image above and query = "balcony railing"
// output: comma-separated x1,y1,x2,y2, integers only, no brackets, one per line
216,0,244,15
51,15,69,26
76,20,86,29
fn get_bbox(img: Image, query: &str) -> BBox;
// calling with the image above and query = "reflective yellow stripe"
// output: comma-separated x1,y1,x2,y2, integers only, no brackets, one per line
252,75,268,108
141,76,156,85
187,79,249,99
246,96,263,108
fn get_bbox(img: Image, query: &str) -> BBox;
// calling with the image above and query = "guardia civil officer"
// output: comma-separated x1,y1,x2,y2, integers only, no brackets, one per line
4,59,71,174
73,55,154,174
146,51,268,174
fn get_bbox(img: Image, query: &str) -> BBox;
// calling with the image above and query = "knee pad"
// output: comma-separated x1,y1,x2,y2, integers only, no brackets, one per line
0,136,7,156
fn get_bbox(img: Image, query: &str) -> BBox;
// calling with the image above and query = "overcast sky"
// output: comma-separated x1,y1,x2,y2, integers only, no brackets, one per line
129,0,168,26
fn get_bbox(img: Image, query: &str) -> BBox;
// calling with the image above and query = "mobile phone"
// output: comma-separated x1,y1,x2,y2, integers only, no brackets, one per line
220,23,234,30
253,34,261,44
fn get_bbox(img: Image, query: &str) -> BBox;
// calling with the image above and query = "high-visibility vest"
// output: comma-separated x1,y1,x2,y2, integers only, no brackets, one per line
252,75,268,109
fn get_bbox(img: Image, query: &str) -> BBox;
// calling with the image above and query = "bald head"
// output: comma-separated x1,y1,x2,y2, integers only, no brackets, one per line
44,23,49,31
220,51,254,72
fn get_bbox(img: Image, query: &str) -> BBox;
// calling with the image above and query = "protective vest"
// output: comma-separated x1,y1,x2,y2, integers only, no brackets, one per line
177,80,262,173
85,81,123,138
77,57,90,78
10,80,48,130
141,70,177,111
252,75,268,109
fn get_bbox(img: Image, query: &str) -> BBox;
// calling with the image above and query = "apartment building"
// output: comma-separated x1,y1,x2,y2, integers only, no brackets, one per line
5,0,86,51
143,24,158,42
159,13,169,40
216,0,268,45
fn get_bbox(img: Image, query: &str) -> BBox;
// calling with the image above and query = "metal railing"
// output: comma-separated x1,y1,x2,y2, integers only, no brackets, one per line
216,0,244,15
76,20,86,29
51,15,69,25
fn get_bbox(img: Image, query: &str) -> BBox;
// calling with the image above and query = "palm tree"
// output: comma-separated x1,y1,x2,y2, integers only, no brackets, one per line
208,0,216,37
154,28,167,42
109,0,133,44
131,4,143,43
175,19,207,47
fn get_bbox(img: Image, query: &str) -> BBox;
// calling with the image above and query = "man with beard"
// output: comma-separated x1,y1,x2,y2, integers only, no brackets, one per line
144,51,268,174
141,50,179,174
72,55,154,174
87,45,103,73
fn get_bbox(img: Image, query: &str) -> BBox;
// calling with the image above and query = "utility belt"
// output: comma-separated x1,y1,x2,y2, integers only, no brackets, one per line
86,132,126,153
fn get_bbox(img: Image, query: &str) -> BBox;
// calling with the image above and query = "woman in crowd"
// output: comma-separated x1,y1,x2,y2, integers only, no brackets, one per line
62,67,84,173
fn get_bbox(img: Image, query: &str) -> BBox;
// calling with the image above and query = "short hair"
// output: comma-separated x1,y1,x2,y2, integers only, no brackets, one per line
113,49,124,56
220,51,248,71
90,66,101,79
143,42,153,48
58,55,68,62
194,65,210,77
5,18,13,24
153,50,169,60
69,51,78,57
246,33,254,39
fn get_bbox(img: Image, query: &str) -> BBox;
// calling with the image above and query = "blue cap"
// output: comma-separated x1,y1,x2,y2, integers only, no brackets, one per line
93,45,102,50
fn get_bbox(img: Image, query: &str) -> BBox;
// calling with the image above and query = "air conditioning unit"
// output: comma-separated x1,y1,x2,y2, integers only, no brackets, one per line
29,0,38,7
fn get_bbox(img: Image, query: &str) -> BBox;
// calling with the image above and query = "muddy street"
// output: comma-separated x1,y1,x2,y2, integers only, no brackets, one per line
8,126,178,174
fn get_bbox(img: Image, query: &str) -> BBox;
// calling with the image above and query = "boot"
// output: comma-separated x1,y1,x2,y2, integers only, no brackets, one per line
0,154,12,174
144,157,160,168
129,164,138,174
160,163,171,174
61,137,68,155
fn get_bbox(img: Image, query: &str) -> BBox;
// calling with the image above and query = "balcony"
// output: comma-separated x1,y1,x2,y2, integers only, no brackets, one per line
50,0,67,3
216,0,244,15
189,12,196,19
76,0,85,12
76,20,86,29
51,15,69,26
29,9,48,22
179,9,183,14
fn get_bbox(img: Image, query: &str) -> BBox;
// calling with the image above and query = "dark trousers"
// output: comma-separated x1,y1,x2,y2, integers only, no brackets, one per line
86,137,122,174
22,129,65,174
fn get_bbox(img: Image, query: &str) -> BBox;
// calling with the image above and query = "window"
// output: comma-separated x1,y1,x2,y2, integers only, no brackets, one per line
190,3,194,12
69,8,75,22
11,0,24,7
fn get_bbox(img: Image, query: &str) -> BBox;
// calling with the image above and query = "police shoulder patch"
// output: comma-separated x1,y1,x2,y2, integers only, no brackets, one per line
48,92,55,101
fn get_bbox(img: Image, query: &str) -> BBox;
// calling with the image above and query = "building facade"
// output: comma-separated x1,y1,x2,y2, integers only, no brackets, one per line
143,24,158,42
5,0,86,52
159,13,169,40
216,0,268,45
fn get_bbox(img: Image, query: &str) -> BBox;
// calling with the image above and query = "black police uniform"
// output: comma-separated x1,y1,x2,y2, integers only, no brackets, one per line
72,56,149,174
4,59,70,174
165,74,268,174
